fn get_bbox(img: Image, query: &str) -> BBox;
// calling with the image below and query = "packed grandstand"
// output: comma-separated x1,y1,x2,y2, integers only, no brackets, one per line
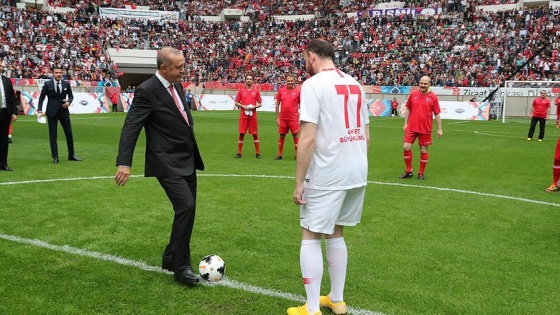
0,0,559,88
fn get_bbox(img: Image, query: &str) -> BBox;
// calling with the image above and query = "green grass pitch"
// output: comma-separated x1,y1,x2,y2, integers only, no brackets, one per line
1,111,559,314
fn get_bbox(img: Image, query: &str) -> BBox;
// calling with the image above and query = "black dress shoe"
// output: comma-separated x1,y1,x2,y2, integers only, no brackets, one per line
53,158,59,164
174,267,199,285
0,165,13,171
68,156,82,161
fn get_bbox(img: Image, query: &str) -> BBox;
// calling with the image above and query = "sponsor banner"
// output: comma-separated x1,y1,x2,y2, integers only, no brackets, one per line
367,99,489,120
20,91,40,116
18,91,487,120
375,2,405,9
203,81,276,91
187,94,491,120
195,94,276,112
361,7,441,17
439,101,490,120
120,93,134,112
11,78,117,88
21,92,111,115
433,87,560,98
62,93,109,114
197,94,236,111
223,8,244,15
99,8,179,21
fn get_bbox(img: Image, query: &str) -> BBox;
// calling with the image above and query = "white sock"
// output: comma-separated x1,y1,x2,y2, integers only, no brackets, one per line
300,239,322,313
326,237,347,303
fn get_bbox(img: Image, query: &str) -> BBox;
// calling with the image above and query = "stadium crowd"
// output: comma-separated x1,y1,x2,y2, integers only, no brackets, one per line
0,2,559,87
44,0,469,16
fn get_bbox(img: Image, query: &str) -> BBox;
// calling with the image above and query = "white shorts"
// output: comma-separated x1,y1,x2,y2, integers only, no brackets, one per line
300,187,366,234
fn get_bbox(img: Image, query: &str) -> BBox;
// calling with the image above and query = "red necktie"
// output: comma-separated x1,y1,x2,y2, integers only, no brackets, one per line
169,84,190,126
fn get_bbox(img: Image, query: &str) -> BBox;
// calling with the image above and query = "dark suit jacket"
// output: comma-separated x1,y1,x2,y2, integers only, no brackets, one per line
116,75,204,177
38,79,74,118
1,76,17,115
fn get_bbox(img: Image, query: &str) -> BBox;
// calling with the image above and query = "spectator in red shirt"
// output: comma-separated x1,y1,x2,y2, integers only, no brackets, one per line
527,90,551,141
111,92,119,112
391,97,399,117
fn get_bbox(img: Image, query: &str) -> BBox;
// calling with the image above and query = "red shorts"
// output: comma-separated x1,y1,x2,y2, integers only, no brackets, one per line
404,129,432,146
239,118,258,135
278,119,299,135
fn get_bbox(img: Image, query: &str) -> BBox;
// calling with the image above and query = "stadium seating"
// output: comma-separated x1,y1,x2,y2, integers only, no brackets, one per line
0,1,558,87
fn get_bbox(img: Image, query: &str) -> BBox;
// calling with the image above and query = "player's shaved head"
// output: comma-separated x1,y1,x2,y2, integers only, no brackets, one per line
419,76,431,85
419,76,431,94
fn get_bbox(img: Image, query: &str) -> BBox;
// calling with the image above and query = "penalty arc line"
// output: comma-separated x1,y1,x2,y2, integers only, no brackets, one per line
2,174,559,208
0,233,384,315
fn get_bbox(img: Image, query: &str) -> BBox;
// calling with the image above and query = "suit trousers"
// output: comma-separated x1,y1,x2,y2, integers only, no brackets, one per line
47,111,75,158
157,172,198,272
0,109,10,166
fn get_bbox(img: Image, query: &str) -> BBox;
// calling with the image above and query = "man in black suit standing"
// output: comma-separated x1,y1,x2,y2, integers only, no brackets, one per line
37,66,81,164
0,62,18,171
115,47,205,286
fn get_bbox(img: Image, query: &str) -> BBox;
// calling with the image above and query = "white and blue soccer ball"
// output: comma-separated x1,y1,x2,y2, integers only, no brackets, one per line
199,254,225,282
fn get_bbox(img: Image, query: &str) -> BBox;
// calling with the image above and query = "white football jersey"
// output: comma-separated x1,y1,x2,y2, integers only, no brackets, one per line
300,68,369,190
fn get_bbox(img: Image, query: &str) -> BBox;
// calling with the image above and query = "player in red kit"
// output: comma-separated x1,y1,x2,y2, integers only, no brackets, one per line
275,74,300,160
555,94,560,128
234,75,263,158
526,90,551,141
399,76,443,180
545,137,560,192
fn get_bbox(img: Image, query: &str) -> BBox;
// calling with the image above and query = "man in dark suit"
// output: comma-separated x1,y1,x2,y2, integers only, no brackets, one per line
37,66,81,164
0,62,18,171
115,47,205,286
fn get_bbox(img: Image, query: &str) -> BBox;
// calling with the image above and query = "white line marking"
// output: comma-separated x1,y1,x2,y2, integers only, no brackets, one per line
473,131,523,138
446,121,473,125
2,174,559,208
0,233,384,315
17,116,115,122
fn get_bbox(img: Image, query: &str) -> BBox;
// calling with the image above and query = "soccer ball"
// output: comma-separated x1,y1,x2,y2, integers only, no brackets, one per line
198,254,225,282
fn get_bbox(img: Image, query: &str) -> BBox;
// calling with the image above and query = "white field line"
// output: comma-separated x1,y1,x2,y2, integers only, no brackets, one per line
2,174,559,208
473,131,525,138
0,233,384,315
445,120,473,125
17,116,114,122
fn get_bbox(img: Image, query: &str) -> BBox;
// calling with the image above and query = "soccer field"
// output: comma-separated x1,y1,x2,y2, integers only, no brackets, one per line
1,112,559,315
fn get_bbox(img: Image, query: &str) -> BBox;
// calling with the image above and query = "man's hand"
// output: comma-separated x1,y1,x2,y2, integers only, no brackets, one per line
62,101,70,109
115,166,131,186
293,182,306,205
